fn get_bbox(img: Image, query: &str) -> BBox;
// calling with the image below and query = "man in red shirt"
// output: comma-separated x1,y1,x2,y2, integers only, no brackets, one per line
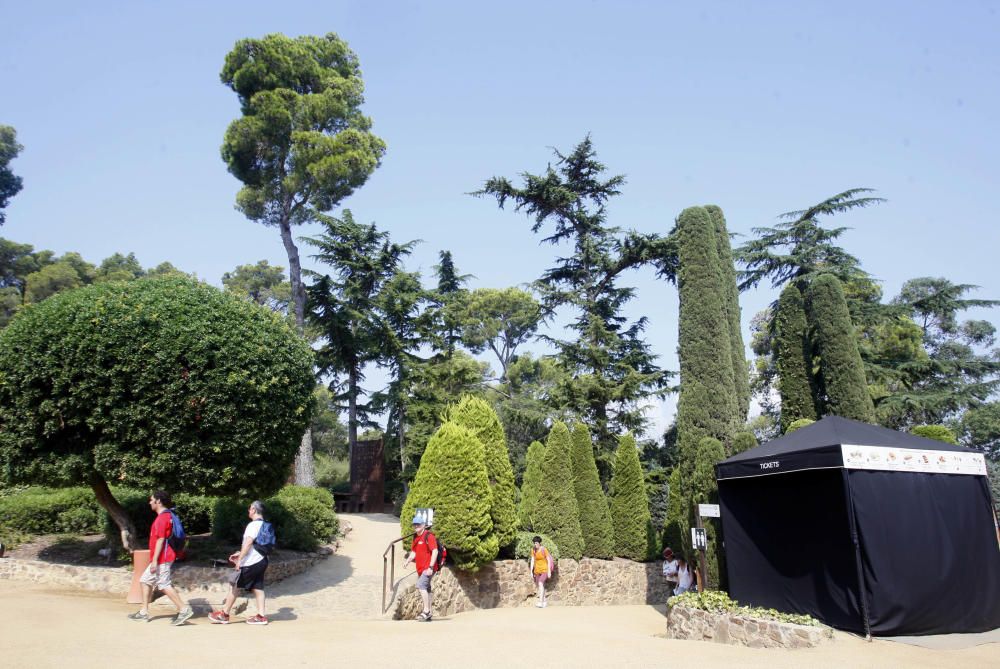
403,515,438,622
127,490,194,625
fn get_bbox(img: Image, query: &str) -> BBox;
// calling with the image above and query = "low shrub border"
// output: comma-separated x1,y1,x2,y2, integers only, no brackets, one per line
665,590,833,649
668,590,821,626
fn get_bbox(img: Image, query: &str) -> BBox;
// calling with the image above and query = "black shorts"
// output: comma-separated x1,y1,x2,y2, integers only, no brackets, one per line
236,558,268,591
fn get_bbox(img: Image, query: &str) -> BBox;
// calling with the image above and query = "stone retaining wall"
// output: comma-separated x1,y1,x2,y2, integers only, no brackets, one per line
0,549,330,597
393,557,669,619
665,604,833,648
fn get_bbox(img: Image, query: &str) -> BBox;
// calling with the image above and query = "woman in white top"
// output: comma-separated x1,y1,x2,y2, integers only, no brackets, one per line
674,557,695,596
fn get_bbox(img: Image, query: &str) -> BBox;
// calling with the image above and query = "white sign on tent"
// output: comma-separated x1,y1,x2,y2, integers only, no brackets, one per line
841,445,987,476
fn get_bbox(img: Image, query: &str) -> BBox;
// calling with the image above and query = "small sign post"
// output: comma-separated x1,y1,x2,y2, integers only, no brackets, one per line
692,511,708,593
698,503,720,518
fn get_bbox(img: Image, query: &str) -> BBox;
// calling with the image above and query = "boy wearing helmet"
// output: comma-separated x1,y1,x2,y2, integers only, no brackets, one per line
403,514,439,621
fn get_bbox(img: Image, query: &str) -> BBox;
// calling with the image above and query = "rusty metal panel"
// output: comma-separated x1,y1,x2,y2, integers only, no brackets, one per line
350,437,385,512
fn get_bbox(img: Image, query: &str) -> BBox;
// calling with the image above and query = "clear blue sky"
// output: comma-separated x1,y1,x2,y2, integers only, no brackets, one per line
3,1,999,432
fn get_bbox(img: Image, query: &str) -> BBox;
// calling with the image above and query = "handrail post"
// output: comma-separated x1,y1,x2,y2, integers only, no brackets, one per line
381,532,416,614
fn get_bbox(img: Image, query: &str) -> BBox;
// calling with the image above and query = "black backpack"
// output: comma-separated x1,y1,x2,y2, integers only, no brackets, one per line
426,532,447,572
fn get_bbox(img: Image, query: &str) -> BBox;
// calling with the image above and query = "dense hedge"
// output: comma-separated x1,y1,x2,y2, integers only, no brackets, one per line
518,440,544,530
0,487,102,535
512,531,560,562
609,433,650,560
400,421,498,570
446,396,518,548
775,283,818,432
533,422,584,560
570,423,613,558
213,486,338,552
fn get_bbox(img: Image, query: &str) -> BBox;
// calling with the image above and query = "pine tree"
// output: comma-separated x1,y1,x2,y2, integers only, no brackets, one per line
809,274,876,422
445,396,518,548
570,423,613,558
400,421,498,571
518,439,545,530
533,422,584,559
775,283,818,432
706,205,750,425
609,433,650,560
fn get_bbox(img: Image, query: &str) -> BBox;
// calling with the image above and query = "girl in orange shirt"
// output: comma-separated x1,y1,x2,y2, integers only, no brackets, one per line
529,536,554,608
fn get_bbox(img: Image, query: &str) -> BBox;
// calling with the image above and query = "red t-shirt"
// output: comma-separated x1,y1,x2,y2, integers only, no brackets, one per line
411,531,438,573
149,511,177,563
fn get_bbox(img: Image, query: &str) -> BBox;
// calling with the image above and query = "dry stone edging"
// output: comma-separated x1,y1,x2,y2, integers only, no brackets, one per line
665,603,834,649
393,557,670,619
0,549,332,598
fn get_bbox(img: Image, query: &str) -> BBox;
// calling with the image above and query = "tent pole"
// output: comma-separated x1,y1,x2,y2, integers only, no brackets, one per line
841,468,872,641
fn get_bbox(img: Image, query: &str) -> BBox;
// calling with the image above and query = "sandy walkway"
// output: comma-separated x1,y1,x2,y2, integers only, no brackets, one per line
1,579,997,669
266,512,406,619
1,514,997,668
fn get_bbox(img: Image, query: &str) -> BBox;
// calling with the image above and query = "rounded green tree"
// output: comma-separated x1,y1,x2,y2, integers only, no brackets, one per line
910,425,959,445
533,422,584,560
570,423,613,558
445,395,518,548
0,277,315,548
400,421,498,570
610,433,650,560
518,439,545,530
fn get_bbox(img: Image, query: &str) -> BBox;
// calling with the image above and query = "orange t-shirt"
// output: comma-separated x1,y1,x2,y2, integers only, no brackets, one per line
532,546,550,574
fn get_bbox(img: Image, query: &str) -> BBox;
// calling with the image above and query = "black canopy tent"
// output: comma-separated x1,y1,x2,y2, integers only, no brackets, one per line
715,416,1000,636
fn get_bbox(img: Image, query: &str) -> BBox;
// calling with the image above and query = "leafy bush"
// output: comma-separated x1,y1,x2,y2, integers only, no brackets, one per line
0,487,103,534
212,485,338,552
314,453,349,491
103,489,155,546
669,590,821,627
512,531,560,561
786,418,814,434
910,425,959,445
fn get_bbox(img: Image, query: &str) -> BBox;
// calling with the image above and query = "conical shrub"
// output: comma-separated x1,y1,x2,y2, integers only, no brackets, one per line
533,422,584,560
610,433,650,560
776,283,818,431
570,423,613,558
400,421,498,571
445,396,518,548
518,439,545,530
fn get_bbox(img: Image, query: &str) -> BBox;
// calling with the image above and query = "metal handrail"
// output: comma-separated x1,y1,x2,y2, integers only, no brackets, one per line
382,532,415,614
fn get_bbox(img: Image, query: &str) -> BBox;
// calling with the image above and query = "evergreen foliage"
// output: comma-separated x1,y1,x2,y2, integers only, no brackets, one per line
809,274,876,422
570,424,613,558
0,277,315,548
661,467,685,555
676,206,739,457
775,283,818,431
909,425,959,445
445,396,518,548
786,418,815,433
609,433,651,560
730,432,758,455
690,437,726,588
0,126,23,226
518,439,545,530
706,206,750,424
533,422,584,559
475,137,674,480
400,421,498,570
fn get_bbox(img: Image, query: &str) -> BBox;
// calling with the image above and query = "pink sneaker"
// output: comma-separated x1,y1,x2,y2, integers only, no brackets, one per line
246,614,269,625
208,611,230,624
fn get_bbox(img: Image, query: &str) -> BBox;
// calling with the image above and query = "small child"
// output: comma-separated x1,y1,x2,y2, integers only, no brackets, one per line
529,536,554,608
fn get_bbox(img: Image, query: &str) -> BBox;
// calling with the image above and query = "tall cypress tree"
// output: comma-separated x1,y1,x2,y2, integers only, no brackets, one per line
534,422,584,559
400,421,498,570
775,283,818,432
675,206,738,455
446,396,518,548
691,436,726,588
706,205,750,425
570,424,614,558
809,274,876,422
518,439,545,530
610,433,650,559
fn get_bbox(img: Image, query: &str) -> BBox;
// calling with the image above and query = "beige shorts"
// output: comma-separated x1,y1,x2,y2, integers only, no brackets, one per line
140,562,174,589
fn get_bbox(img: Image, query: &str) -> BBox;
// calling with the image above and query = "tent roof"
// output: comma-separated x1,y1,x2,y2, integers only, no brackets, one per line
716,416,977,480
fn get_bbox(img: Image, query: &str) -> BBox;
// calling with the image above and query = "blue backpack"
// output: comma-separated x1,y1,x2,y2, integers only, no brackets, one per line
253,521,276,556
166,509,187,553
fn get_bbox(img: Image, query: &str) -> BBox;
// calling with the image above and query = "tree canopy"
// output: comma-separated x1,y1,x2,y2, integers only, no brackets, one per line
0,126,23,226
0,277,315,547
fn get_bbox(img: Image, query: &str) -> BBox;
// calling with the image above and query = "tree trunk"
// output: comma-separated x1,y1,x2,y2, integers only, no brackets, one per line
279,218,315,486
90,475,138,551
348,365,358,468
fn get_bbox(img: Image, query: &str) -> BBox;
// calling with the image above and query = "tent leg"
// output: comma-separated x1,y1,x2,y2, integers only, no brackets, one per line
841,469,873,640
